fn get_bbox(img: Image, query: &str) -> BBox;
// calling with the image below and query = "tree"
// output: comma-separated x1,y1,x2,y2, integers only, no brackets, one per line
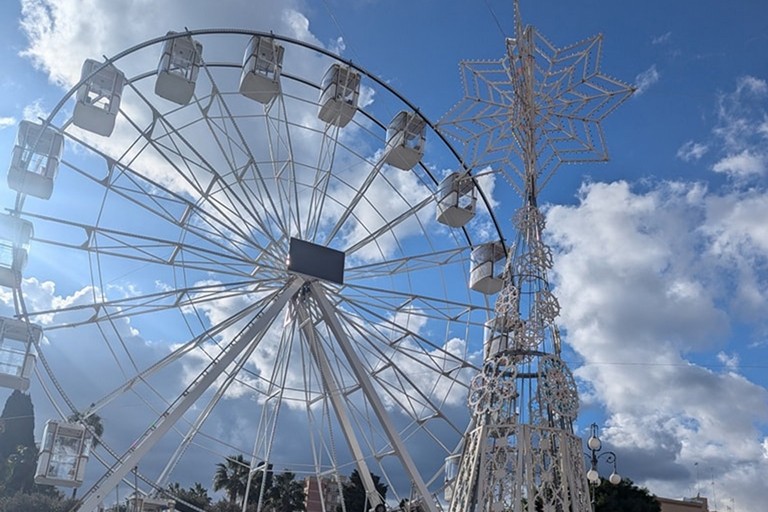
0,390,37,495
0,491,78,512
246,461,273,507
265,471,305,512
592,477,661,512
68,409,104,447
339,469,388,512
167,481,212,512
67,409,104,499
213,454,250,504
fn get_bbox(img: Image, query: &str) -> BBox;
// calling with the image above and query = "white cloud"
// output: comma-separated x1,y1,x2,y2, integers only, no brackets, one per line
634,65,660,95
22,99,48,122
736,76,768,96
712,149,766,178
0,116,16,129
652,31,672,45
676,140,709,162
547,180,768,508
717,351,739,371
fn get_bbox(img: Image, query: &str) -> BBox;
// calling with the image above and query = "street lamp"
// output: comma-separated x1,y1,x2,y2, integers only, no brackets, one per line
585,423,621,511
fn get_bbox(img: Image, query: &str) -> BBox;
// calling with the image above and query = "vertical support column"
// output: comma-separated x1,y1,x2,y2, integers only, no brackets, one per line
310,282,438,512
76,279,302,512
295,295,383,508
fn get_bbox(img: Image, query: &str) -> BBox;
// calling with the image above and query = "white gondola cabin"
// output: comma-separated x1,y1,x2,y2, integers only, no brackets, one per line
469,241,505,294
383,111,426,170
0,317,40,391
239,36,285,104
35,420,92,487
8,120,64,199
436,172,477,227
318,64,360,127
155,32,203,105
0,214,33,288
128,496,176,512
72,59,125,136
443,454,461,502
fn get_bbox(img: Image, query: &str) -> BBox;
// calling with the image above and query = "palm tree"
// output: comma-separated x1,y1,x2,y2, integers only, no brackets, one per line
213,455,249,504
245,461,273,507
265,471,304,512
67,410,104,499
167,481,212,512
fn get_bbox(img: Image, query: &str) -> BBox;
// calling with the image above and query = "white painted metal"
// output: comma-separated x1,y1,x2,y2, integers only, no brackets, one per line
438,1,634,511
8,120,63,199
0,316,40,391
240,35,285,104
310,282,439,512
76,280,301,512
468,241,505,295
155,31,202,105
35,420,92,487
436,172,476,228
0,214,33,288
383,111,426,170
295,295,383,508
318,64,360,127
73,59,125,136
5,30,508,512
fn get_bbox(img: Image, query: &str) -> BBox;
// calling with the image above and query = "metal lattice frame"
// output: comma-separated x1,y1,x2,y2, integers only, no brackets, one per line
437,2,634,511
4,30,510,512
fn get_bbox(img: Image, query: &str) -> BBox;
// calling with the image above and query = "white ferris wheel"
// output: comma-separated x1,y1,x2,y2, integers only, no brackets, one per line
0,30,509,511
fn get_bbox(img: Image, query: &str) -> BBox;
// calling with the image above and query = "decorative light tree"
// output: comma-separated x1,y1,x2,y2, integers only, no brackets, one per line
437,1,634,511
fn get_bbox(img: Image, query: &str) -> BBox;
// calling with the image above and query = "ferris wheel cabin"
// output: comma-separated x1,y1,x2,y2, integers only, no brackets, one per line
239,36,285,104
155,32,203,105
127,496,176,512
0,317,40,391
72,59,125,137
436,172,477,227
318,64,361,127
469,241,505,294
7,120,64,199
35,419,93,488
0,214,33,288
383,111,426,170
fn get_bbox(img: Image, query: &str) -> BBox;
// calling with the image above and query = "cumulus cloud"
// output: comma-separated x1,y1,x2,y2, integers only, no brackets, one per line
634,64,660,95
712,149,766,178
0,116,16,129
547,180,768,509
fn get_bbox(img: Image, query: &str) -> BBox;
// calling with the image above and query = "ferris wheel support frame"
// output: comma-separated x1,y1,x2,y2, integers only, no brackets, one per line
310,282,439,512
76,279,303,512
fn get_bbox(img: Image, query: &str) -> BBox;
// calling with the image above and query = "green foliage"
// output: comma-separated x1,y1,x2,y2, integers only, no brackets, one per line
265,471,305,512
593,477,661,512
68,410,104,448
0,492,79,512
167,481,213,512
0,390,36,460
213,454,250,504
338,469,388,512
0,390,38,495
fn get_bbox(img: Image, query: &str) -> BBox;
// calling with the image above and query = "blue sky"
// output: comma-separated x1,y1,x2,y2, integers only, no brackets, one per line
0,1,767,511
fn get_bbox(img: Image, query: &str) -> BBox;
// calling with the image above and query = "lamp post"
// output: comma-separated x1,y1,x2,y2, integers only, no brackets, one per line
585,423,621,512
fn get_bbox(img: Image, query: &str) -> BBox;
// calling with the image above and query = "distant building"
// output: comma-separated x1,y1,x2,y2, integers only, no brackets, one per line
305,475,346,512
658,495,710,512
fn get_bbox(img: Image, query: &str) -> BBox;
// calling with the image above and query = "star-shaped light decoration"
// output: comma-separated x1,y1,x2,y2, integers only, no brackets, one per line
438,14,635,198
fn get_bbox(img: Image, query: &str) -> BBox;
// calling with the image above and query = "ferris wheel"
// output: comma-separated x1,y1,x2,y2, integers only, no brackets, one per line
0,30,509,511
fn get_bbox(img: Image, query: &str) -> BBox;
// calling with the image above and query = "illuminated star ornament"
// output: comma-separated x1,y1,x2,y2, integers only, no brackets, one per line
439,2,635,512
438,3,635,197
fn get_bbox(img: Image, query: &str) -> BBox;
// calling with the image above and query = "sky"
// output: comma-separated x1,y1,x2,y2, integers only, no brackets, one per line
0,1,767,511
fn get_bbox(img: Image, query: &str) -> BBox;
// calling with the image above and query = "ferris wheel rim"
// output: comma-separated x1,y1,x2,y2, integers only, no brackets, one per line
7,28,509,511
